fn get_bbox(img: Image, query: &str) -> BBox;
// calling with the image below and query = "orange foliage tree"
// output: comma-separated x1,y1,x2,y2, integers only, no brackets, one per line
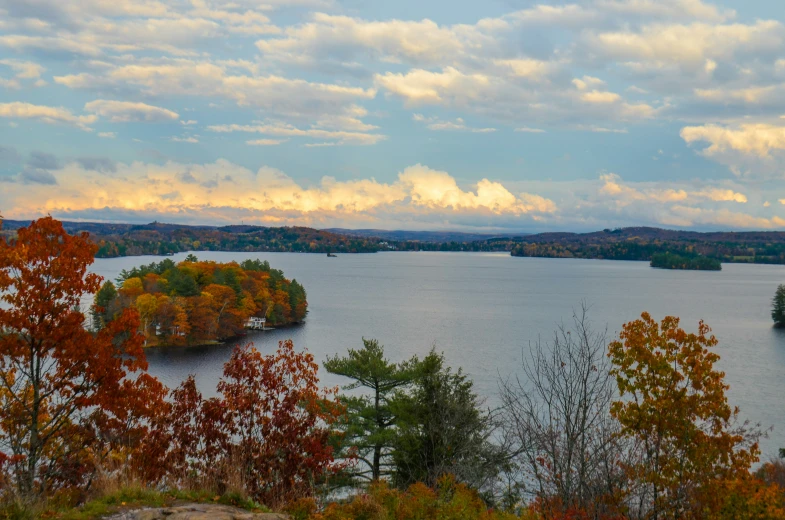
163,340,347,508
608,313,760,520
0,217,166,498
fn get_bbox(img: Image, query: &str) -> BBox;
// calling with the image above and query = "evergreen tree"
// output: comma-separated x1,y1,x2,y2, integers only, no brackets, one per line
391,350,505,491
773,284,785,327
90,280,118,330
324,339,418,482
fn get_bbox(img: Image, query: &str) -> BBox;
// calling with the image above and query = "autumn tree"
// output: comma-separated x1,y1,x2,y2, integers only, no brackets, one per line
0,217,165,498
165,340,347,507
608,313,760,520
324,338,419,482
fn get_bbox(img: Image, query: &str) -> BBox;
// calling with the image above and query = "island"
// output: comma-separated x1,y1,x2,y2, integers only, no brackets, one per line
650,252,721,271
91,256,307,346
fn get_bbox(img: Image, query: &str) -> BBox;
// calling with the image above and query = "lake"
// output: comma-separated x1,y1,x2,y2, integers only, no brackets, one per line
89,251,785,457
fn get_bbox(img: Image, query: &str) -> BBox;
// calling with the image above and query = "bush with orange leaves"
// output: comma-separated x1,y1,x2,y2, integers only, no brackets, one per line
285,475,541,520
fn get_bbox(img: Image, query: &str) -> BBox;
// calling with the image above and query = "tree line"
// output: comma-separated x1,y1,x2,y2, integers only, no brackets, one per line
92,256,307,346
1,218,784,519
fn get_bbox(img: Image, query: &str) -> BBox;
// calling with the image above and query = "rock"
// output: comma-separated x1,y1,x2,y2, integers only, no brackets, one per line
104,503,289,520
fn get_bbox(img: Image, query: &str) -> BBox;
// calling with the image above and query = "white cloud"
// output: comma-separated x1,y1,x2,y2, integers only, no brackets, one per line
208,121,385,145
581,90,622,104
0,160,556,228
412,114,496,133
84,99,179,122
170,136,199,143
0,59,44,79
256,13,489,68
586,20,784,67
247,138,287,146
56,59,379,127
0,102,96,130
515,127,546,133
681,123,785,158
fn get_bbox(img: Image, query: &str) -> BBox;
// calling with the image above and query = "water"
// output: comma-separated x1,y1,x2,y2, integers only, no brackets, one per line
89,252,785,457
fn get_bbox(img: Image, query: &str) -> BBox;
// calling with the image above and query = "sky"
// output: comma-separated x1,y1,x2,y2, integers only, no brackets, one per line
1,0,785,232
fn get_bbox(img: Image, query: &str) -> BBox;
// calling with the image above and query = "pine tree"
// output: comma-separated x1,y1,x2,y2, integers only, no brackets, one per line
324,338,418,482
773,284,785,327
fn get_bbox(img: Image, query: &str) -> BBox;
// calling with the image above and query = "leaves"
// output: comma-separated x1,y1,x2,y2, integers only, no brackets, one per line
608,312,761,519
0,217,165,497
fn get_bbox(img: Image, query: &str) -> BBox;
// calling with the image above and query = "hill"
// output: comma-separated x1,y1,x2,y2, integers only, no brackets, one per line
0,220,385,257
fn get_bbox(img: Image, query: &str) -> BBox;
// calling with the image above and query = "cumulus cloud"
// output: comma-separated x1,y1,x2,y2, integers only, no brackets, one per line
0,160,556,227
84,99,179,122
681,123,785,158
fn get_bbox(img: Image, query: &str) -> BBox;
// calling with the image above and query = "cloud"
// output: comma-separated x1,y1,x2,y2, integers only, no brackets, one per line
0,159,556,228
0,59,45,89
27,151,60,170
76,156,117,173
581,90,622,104
55,59,380,130
170,136,199,143
247,138,287,145
585,20,784,67
681,123,785,159
256,13,489,69
412,114,496,133
680,123,785,178
599,173,748,204
84,99,179,122
98,131,116,138
375,67,492,106
0,102,96,130
515,127,546,133
208,120,385,145
18,167,57,185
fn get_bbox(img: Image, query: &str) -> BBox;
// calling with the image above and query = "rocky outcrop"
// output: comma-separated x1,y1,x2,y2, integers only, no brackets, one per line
104,503,289,520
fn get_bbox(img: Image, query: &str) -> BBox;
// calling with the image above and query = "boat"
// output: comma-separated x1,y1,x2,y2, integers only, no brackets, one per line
327,252,337,257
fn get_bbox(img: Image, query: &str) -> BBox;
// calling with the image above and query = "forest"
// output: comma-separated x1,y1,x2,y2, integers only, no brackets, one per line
1,218,785,520
92,256,307,346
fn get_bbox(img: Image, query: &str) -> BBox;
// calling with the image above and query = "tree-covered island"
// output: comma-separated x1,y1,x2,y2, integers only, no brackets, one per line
650,252,722,270
91,256,307,346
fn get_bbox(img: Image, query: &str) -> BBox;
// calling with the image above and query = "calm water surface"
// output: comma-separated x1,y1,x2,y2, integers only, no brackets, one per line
89,252,785,456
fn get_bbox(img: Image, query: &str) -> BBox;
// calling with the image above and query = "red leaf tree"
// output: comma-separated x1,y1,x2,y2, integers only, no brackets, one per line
0,217,166,498
165,340,348,507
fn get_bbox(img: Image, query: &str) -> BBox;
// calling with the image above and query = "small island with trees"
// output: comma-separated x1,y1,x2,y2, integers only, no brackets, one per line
91,255,307,346
650,252,722,271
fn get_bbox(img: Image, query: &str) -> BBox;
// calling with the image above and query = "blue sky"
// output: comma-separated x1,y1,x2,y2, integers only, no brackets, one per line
1,0,784,232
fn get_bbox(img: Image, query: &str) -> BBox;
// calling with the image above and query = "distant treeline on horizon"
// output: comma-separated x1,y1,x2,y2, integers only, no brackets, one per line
4,219,785,266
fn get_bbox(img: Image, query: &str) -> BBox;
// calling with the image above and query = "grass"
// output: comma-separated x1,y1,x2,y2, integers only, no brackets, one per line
1,488,269,520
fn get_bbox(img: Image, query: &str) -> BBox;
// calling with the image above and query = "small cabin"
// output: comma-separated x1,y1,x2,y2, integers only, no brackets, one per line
245,316,267,330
